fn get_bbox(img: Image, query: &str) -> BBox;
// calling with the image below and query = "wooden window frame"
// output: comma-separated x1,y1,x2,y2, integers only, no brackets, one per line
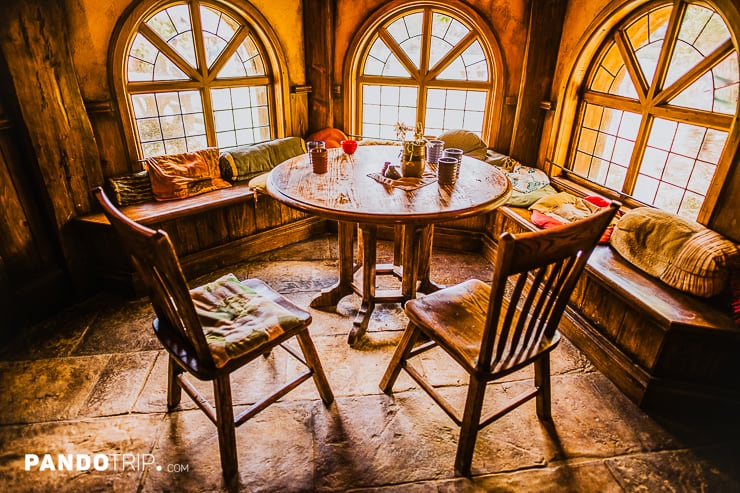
343,0,505,144
110,0,291,163
547,0,740,223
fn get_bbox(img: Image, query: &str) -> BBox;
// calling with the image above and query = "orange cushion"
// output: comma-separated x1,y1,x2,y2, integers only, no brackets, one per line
146,148,231,201
305,127,348,148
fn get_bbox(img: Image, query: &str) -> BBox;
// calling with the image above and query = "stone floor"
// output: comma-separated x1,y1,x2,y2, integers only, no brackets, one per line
1,234,739,492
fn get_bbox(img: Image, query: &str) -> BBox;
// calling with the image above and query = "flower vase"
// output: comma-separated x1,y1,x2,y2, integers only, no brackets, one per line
401,140,426,178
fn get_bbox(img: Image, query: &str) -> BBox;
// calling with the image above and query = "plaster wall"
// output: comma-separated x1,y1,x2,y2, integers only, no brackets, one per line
64,0,306,102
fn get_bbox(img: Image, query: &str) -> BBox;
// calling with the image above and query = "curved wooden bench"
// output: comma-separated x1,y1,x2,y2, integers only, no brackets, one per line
489,206,740,416
74,183,328,294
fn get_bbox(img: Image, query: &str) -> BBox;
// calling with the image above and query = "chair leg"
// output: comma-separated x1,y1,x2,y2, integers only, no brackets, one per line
379,322,420,393
535,353,552,420
296,330,334,405
167,356,183,410
213,375,238,483
454,376,487,477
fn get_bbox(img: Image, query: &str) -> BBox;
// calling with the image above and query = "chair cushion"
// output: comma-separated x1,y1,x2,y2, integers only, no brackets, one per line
219,137,306,182
610,207,740,297
436,129,488,160
146,147,231,201
190,274,306,368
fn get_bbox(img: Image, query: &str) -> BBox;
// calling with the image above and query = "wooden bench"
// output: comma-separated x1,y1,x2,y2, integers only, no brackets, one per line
488,206,740,416
74,183,329,294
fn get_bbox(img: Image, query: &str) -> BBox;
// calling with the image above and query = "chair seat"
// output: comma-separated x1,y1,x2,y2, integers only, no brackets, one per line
406,279,559,377
190,274,310,368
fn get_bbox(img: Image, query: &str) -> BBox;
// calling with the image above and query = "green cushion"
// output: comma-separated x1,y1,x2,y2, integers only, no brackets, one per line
106,170,154,206
219,137,306,182
506,184,558,207
190,273,305,368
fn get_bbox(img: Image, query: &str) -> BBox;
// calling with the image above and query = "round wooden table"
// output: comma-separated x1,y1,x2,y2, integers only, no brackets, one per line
266,144,511,345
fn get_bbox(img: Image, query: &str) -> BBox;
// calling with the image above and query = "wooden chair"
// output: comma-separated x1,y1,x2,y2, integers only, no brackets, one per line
92,187,334,484
380,201,620,476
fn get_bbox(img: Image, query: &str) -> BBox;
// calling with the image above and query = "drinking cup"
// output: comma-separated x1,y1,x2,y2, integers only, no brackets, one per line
310,148,328,174
340,139,358,155
437,157,458,185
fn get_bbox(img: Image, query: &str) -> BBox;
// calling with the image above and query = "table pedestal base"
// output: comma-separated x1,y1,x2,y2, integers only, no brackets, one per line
311,221,442,346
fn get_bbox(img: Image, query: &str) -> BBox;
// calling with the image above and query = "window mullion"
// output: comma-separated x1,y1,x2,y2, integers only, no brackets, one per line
138,24,201,81
614,29,648,103
419,8,433,78
207,26,251,83
190,0,207,78
583,90,643,114
426,31,477,81
378,29,420,80
646,0,686,102
623,113,654,195
654,40,735,106
652,104,733,130
189,0,216,147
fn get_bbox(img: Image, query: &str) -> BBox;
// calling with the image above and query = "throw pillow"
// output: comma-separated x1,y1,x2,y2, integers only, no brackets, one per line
305,127,348,148
609,207,740,297
107,170,154,206
146,147,230,201
219,136,306,182
436,129,488,160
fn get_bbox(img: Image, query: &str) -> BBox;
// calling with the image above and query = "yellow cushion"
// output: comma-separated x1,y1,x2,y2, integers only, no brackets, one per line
437,129,488,160
610,207,739,297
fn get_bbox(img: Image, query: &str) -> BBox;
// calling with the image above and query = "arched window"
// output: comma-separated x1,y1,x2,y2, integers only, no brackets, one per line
111,0,288,160
566,1,738,221
346,1,502,142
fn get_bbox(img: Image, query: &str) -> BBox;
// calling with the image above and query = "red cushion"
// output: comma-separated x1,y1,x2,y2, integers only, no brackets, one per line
584,195,611,207
531,210,564,229
531,208,614,244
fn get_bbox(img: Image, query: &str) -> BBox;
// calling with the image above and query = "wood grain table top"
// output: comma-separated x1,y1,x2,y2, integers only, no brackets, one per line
266,145,511,225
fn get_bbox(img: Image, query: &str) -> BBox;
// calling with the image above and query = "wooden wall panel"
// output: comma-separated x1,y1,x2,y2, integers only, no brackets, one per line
0,52,70,331
0,0,103,292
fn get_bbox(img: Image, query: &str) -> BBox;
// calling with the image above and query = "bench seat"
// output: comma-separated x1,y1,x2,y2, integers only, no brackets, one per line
489,206,740,415
74,183,329,294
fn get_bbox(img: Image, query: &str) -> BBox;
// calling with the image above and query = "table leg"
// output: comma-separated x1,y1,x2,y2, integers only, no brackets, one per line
310,221,355,308
417,224,443,293
401,225,423,301
348,224,377,345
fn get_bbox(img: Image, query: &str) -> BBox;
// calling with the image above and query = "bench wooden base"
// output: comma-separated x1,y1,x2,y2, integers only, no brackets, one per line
74,185,329,295
486,206,740,416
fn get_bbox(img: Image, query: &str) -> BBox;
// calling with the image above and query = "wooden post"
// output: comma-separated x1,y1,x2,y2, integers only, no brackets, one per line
0,0,103,288
303,0,335,133
509,0,567,165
